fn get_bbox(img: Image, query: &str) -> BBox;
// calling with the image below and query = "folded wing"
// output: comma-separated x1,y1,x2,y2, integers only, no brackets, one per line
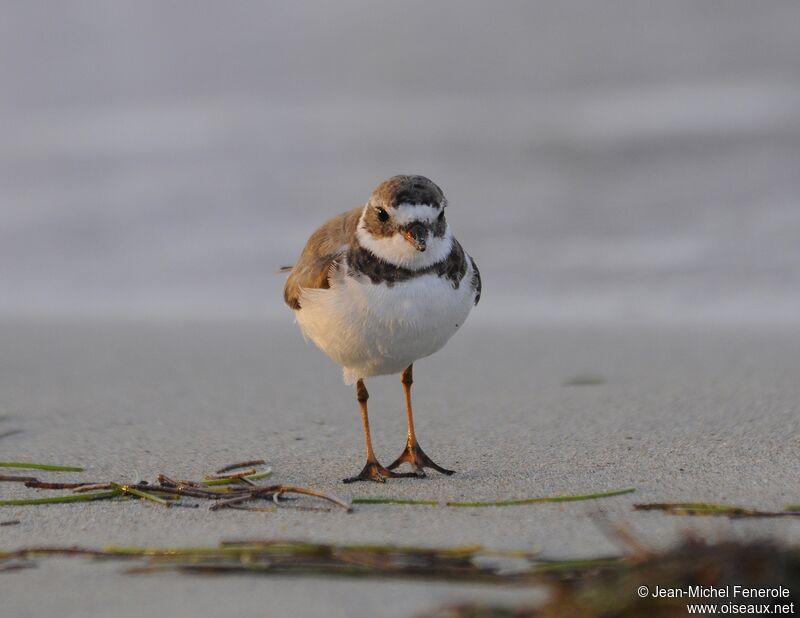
283,207,362,310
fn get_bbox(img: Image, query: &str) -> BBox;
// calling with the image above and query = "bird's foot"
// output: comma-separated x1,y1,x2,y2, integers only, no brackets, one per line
342,459,417,484
386,440,455,477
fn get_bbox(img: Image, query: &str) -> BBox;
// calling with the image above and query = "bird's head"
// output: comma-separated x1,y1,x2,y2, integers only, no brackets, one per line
356,175,452,270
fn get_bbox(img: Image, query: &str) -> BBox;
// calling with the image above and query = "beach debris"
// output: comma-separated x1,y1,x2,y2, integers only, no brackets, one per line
0,519,20,526
0,490,123,506
6,534,799,618
215,459,267,474
446,487,635,507
0,475,39,484
0,539,596,583
0,460,349,512
352,487,635,507
0,460,637,513
352,497,440,506
422,538,800,617
0,462,84,472
635,502,800,518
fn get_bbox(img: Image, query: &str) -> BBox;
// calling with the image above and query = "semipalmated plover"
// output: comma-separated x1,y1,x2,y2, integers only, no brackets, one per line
283,175,481,483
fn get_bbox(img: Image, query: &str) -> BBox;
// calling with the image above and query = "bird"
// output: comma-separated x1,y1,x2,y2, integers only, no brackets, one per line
282,175,481,483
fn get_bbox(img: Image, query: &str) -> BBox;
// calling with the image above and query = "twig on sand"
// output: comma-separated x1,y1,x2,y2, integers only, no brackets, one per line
215,459,267,474
210,485,351,512
0,519,20,526
204,468,258,480
0,474,39,484
200,470,273,486
73,483,115,493
26,480,100,490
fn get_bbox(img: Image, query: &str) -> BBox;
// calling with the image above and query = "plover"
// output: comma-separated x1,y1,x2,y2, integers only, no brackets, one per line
283,175,481,483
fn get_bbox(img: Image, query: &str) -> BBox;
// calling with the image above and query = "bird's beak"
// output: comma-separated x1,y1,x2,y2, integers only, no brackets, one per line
403,222,428,252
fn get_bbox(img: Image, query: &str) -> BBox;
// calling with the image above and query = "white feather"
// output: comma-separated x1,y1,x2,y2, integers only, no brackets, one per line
390,203,442,225
356,206,453,270
295,258,476,384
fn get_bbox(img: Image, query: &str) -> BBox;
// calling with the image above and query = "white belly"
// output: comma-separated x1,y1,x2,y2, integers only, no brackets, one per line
295,262,476,383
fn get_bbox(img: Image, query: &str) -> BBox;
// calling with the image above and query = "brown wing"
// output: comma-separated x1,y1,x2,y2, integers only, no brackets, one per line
283,207,362,310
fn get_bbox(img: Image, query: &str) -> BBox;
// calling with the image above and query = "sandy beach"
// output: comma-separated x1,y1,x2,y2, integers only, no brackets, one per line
2,2,799,615
1,319,799,616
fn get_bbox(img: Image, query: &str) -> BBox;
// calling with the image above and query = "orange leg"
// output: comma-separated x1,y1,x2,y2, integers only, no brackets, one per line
386,365,455,477
343,379,415,483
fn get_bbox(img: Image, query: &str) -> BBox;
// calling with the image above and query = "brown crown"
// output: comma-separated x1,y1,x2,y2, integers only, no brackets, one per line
370,175,445,209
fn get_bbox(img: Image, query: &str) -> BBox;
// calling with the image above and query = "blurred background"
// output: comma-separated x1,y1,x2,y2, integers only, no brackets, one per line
1,1,799,324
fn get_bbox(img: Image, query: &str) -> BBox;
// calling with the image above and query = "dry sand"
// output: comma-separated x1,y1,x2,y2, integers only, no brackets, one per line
1,319,799,616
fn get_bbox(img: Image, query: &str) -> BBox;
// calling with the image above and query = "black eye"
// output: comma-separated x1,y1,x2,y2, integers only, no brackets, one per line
438,210,445,222
377,208,389,222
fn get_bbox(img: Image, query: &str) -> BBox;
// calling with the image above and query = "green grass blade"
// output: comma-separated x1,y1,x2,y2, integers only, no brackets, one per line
352,497,439,506
0,489,120,506
635,502,753,514
0,462,84,472
447,487,636,507
111,484,171,506
533,557,623,572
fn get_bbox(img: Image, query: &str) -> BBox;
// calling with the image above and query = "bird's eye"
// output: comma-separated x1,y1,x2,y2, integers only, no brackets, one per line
438,210,445,222
377,207,389,222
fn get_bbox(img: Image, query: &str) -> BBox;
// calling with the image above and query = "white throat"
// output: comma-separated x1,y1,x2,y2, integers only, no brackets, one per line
356,205,453,270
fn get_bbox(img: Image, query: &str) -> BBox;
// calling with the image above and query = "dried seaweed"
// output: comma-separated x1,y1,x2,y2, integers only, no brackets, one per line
200,470,273,486
635,502,800,518
422,539,800,617
1,458,636,514
215,459,267,474
0,540,550,584
0,461,347,513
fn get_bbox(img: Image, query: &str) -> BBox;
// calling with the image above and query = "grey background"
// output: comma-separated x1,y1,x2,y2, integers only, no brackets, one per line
2,1,799,323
